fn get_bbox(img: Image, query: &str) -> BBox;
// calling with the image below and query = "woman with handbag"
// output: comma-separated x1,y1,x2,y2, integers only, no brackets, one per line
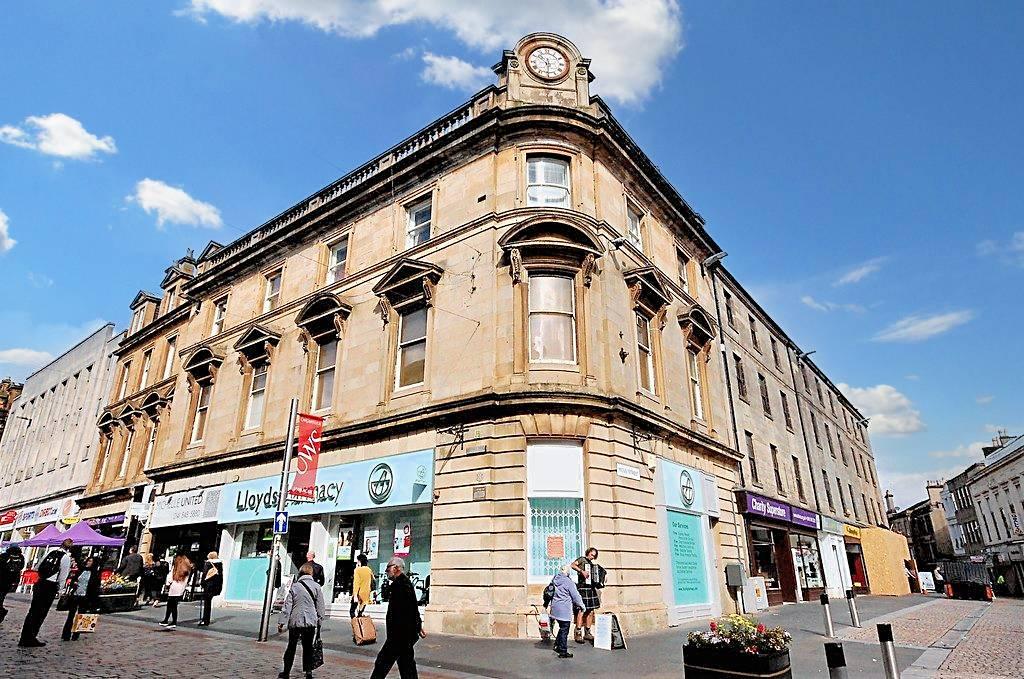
61,556,98,641
277,562,325,679
198,551,223,626
160,555,191,630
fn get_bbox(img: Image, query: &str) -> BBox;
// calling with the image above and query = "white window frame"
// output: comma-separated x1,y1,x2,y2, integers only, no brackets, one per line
162,335,177,380
688,347,705,420
626,203,643,250
130,308,144,334
527,273,577,364
97,436,111,484
212,296,228,335
326,235,350,284
117,428,135,478
636,312,656,394
190,381,212,444
262,271,282,314
143,423,158,470
395,307,427,390
312,339,338,412
245,363,268,430
677,249,690,294
140,350,153,389
405,197,432,249
526,156,571,208
117,362,131,400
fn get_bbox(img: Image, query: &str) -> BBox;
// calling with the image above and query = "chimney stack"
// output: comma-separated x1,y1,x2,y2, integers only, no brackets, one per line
884,489,895,514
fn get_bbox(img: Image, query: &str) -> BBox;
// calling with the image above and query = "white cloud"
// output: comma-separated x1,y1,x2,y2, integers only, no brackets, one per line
0,348,54,368
976,231,1024,267
872,310,974,343
928,441,987,460
904,374,920,381
0,209,15,253
879,466,961,511
27,272,54,288
838,383,924,436
834,257,885,286
0,113,116,160
128,178,223,229
421,52,492,91
184,0,683,105
800,295,865,313
975,395,994,405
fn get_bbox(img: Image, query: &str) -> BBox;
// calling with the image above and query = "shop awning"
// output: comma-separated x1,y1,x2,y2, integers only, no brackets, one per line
61,520,126,546
19,524,66,546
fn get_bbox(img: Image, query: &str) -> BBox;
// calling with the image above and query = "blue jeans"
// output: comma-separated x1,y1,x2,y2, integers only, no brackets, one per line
554,618,571,653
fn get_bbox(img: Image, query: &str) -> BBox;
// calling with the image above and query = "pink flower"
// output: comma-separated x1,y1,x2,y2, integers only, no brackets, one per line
757,624,766,634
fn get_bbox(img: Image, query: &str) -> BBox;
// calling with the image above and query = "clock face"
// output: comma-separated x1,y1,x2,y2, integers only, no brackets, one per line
527,47,568,80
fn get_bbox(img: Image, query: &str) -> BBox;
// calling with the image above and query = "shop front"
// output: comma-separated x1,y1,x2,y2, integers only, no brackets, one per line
147,486,223,567
843,524,870,593
739,491,823,605
818,516,853,598
655,458,722,625
10,496,80,578
216,448,435,608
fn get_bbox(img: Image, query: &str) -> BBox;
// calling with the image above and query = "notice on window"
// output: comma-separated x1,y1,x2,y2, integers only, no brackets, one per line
667,510,709,606
394,520,412,557
546,535,565,560
363,527,379,560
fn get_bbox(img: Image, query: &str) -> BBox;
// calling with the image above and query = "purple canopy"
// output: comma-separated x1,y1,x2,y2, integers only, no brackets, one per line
19,523,66,547
61,520,125,547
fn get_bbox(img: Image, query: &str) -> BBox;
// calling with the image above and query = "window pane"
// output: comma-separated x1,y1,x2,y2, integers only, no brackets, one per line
406,223,430,248
400,307,427,344
529,314,575,362
639,348,652,391
247,389,265,429
198,383,211,408
328,238,349,282
636,314,651,348
252,365,268,392
399,339,426,387
526,185,570,208
529,497,582,579
315,367,334,410
318,339,338,370
528,276,573,313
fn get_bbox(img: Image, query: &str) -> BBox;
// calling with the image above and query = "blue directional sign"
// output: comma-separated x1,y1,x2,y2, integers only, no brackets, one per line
273,511,289,535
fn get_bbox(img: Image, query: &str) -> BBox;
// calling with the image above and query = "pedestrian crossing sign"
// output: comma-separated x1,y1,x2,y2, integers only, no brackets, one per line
274,511,289,534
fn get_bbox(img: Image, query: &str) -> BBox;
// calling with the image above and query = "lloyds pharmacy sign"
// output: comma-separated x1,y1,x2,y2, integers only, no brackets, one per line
217,449,434,524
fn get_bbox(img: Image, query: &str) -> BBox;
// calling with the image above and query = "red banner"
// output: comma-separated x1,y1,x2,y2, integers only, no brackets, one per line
288,414,324,501
0,510,17,527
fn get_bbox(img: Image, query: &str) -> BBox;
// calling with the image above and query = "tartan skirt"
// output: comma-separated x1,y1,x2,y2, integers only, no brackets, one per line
578,585,600,611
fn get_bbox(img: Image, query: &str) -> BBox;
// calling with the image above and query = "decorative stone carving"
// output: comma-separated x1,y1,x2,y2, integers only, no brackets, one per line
297,328,313,355
510,248,523,285
333,313,346,338
581,253,596,288
422,276,436,307
628,281,643,310
657,307,669,331
378,295,393,326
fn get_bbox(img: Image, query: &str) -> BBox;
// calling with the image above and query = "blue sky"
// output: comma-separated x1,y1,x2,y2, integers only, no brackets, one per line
1,2,1021,508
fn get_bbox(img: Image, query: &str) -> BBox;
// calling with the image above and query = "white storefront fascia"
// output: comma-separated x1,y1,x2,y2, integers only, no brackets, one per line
149,486,222,529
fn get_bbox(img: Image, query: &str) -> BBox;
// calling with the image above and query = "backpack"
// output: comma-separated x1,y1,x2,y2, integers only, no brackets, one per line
542,581,556,608
37,550,63,580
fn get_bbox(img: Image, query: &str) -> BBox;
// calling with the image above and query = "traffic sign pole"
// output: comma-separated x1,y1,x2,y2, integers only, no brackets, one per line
257,397,299,642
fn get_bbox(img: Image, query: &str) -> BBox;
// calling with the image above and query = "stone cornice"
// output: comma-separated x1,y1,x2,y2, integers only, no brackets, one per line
146,386,741,482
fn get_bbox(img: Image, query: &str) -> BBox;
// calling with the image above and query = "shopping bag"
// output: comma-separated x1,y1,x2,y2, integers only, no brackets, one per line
72,613,99,633
310,625,324,670
351,614,377,645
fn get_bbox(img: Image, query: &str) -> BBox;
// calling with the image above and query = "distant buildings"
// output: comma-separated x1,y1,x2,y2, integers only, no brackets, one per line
886,481,954,571
0,378,23,445
969,433,1024,594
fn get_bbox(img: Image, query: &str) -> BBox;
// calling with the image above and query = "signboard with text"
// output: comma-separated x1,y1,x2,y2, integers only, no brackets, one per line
667,509,710,606
289,413,324,501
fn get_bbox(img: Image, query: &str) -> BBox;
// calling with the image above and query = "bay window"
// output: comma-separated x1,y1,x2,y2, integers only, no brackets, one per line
528,274,576,362
526,156,570,208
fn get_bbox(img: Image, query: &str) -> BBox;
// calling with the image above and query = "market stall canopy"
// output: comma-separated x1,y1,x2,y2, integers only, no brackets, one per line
61,520,125,546
19,523,66,547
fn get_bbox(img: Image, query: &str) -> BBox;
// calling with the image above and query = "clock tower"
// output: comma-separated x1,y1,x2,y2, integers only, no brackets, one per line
493,33,596,112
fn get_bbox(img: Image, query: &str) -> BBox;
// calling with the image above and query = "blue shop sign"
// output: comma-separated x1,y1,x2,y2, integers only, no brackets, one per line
657,458,706,514
217,449,434,524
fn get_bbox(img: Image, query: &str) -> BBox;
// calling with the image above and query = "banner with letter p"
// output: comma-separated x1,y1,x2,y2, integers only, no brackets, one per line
289,414,324,501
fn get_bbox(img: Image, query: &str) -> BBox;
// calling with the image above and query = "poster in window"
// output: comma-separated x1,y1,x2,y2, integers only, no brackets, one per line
546,535,565,560
393,520,412,557
363,527,379,560
667,510,710,606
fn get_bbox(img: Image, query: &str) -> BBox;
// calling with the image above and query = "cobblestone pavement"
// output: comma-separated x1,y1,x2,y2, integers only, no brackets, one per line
0,599,481,679
839,598,986,648
936,598,1024,679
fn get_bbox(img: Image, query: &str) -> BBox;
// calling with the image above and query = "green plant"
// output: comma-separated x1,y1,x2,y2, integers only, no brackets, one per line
99,573,136,594
686,614,791,655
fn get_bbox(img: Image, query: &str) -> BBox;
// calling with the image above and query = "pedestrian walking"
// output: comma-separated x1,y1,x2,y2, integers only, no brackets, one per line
19,537,74,647
61,556,99,641
160,554,191,629
277,562,325,679
0,544,25,624
548,563,585,659
350,553,373,618
198,551,223,626
304,551,326,587
571,547,605,644
116,545,144,579
370,556,425,679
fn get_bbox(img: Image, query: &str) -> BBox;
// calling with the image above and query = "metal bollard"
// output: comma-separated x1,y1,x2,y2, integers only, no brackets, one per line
820,592,835,638
877,623,900,679
846,588,861,628
825,641,849,679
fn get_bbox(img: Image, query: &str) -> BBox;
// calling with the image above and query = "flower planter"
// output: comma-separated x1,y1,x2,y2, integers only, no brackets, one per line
683,646,792,679
95,592,138,613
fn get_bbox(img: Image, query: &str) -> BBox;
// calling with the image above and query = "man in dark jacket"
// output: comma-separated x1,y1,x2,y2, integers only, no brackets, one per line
0,545,25,623
371,556,425,679
303,551,325,587
116,545,144,580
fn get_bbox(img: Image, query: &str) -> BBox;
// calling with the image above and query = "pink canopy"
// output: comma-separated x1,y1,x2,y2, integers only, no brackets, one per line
61,520,125,547
19,523,66,547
